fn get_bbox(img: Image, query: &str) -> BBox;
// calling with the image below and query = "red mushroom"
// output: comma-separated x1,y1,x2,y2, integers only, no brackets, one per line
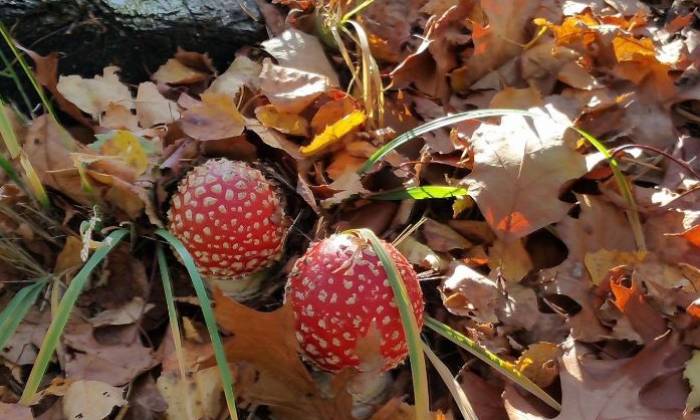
286,232,424,372
167,158,286,281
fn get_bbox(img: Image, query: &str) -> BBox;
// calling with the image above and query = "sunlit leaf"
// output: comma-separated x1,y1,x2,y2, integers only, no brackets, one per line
300,110,366,156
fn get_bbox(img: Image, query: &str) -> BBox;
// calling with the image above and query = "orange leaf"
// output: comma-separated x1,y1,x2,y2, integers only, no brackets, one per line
255,104,309,136
300,110,366,156
608,267,667,342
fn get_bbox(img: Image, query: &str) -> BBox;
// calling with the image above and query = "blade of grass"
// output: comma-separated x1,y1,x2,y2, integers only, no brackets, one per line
156,244,196,420
20,229,129,404
155,229,239,420
424,316,561,411
0,152,22,185
372,186,469,200
348,228,429,420
0,278,48,349
358,109,538,174
572,127,645,251
422,341,478,420
341,0,376,23
0,23,56,117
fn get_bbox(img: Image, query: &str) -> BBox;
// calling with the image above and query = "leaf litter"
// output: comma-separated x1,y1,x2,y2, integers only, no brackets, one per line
0,0,699,419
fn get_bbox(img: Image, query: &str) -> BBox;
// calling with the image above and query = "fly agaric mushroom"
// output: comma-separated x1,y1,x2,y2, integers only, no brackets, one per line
286,232,424,372
168,159,286,294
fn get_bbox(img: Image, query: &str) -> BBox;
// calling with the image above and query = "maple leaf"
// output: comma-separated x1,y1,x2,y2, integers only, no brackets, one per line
505,334,687,419
213,289,354,419
464,113,587,240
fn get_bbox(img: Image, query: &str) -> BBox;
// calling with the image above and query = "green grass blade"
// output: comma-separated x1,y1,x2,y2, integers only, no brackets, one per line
571,127,645,251
155,228,239,420
156,244,196,420
0,279,48,349
425,316,561,411
20,229,129,404
0,23,56,117
371,186,469,200
349,228,429,420
422,341,478,420
358,109,538,174
0,152,22,185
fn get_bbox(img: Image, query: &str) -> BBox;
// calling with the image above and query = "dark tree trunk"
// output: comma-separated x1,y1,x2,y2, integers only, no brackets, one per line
0,0,266,94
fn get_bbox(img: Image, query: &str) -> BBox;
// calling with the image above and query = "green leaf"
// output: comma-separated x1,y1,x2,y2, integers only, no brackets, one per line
20,229,129,403
425,316,561,412
155,229,239,420
0,279,48,350
371,186,469,200
358,109,538,174
348,228,429,420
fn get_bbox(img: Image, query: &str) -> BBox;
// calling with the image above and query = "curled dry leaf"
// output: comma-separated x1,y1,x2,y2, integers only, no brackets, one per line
207,55,262,96
181,92,245,141
440,263,502,323
135,82,181,128
262,28,340,86
260,60,331,114
57,66,133,119
157,367,222,420
255,104,309,136
62,380,126,420
152,53,210,85
422,218,472,252
465,113,587,240
515,342,561,388
213,289,353,419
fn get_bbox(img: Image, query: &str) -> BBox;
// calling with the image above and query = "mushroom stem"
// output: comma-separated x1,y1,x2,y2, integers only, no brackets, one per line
312,370,392,419
207,269,269,301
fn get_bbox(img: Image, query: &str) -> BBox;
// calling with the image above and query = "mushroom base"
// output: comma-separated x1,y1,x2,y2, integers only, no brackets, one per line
206,269,268,301
312,370,392,419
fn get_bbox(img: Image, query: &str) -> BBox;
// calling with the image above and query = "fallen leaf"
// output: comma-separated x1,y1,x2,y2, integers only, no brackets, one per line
584,249,647,285
259,60,331,114
440,263,502,323
181,92,245,141
89,297,153,327
255,104,309,136
54,236,84,275
100,104,139,131
207,55,262,96
262,29,340,86
311,95,358,134
152,59,207,85
488,239,533,283
515,342,561,388
62,380,126,420
396,236,448,272
57,66,133,119
607,266,668,343
135,82,180,128
505,334,686,419
465,113,587,240
245,117,305,160
0,403,32,420
157,367,222,420
213,289,353,419
300,110,366,156
684,350,700,415
422,218,473,252
91,130,152,176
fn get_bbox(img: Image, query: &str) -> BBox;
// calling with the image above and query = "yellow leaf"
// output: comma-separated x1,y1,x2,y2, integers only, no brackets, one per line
584,249,647,285
300,110,366,156
255,104,309,136
99,130,149,176
515,342,561,388
684,351,700,415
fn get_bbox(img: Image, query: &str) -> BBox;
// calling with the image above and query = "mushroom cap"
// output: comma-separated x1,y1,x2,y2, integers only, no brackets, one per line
167,158,286,279
286,233,424,372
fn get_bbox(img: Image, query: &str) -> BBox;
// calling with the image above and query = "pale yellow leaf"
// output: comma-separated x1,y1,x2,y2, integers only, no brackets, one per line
300,110,366,156
62,380,126,420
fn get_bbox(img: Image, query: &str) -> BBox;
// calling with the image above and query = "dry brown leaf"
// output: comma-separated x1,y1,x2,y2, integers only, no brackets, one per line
311,95,358,134
100,104,140,131
181,92,245,141
152,58,207,85
57,66,133,119
0,403,32,420
245,117,305,160
255,104,309,136
262,29,340,86
488,239,533,283
440,263,502,322
451,0,541,91
157,367,222,420
505,334,686,419
207,55,262,96
465,113,587,240
54,236,84,275
259,60,331,114
515,342,561,388
213,289,354,419
135,82,180,128
422,218,473,252
584,249,647,285
62,380,126,420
